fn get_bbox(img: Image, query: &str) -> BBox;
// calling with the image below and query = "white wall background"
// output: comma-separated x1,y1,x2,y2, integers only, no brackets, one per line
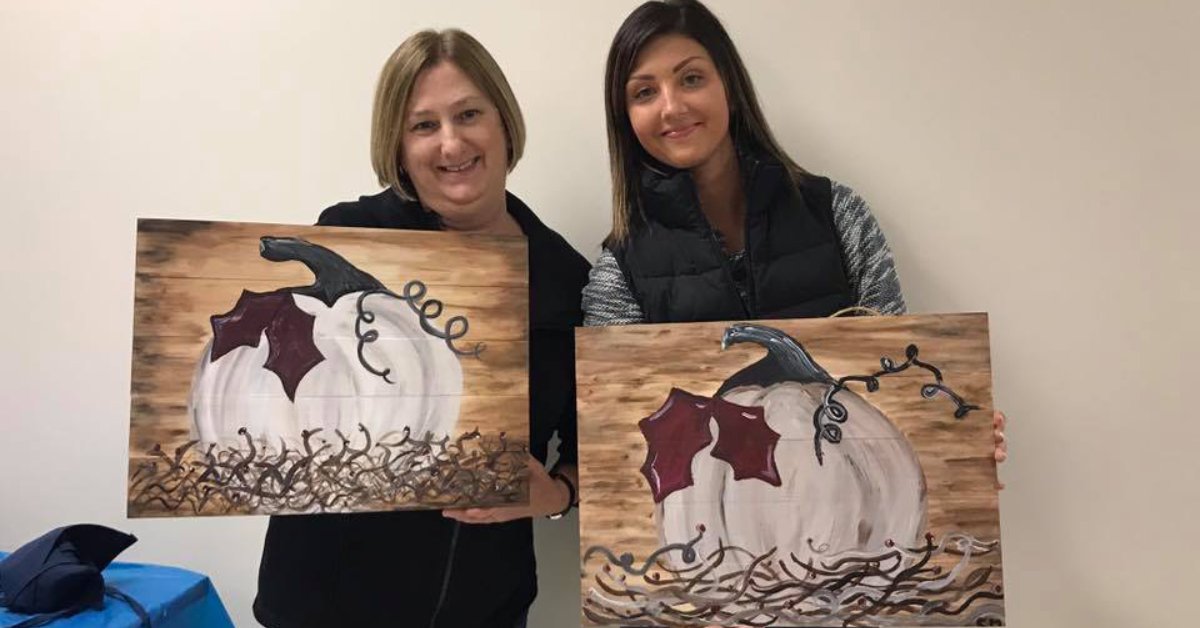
2,1,1196,626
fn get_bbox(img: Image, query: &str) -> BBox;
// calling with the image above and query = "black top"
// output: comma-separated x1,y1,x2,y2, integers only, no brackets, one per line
612,149,855,322
253,189,589,628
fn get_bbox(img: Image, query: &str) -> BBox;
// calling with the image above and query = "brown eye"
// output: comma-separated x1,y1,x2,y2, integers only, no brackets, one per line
410,120,437,133
630,86,655,103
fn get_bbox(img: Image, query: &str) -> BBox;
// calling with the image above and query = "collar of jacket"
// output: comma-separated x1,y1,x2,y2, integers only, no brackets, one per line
634,143,789,232
384,190,550,238
375,189,584,332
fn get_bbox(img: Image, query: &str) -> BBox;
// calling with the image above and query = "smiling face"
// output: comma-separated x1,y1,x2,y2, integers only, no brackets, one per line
625,34,734,173
400,61,509,230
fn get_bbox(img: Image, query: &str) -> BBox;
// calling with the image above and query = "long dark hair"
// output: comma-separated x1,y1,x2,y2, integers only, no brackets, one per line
603,0,806,246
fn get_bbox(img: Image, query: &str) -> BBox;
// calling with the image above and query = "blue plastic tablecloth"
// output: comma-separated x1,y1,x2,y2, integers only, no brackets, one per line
0,552,233,628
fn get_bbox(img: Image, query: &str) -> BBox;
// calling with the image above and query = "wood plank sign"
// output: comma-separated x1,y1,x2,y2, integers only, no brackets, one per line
128,219,529,517
576,314,1004,626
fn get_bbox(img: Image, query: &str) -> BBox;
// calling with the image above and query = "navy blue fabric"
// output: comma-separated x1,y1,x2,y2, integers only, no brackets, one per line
0,552,233,628
0,525,136,615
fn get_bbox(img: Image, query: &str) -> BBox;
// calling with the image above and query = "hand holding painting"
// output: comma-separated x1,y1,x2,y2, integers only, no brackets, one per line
830,310,1010,489
443,457,577,523
994,410,1008,488
832,314,1010,486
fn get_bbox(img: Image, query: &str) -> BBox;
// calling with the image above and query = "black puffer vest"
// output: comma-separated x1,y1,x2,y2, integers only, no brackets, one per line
612,152,854,323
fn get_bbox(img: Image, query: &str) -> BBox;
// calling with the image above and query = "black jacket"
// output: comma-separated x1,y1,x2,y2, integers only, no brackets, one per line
253,189,589,628
612,152,854,322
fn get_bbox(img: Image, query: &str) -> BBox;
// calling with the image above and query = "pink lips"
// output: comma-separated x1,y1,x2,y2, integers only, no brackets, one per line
662,123,701,140
438,156,480,175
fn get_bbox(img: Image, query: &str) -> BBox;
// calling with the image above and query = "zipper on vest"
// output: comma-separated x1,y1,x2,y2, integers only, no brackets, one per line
739,159,760,317
708,228,750,317
689,176,752,318
427,520,461,628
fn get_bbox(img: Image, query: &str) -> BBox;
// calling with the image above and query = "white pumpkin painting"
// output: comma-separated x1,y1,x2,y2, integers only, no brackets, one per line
128,219,529,518
577,316,1004,627
189,236,471,449
648,324,929,585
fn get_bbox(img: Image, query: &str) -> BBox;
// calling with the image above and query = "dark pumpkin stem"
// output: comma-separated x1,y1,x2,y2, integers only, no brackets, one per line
259,236,385,307
717,323,835,395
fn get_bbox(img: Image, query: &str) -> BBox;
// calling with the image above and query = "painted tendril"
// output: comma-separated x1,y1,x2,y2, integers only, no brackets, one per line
130,425,526,514
813,343,980,464
355,280,483,383
582,529,1004,627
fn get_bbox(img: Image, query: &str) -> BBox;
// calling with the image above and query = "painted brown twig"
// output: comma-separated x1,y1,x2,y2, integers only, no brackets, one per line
582,531,1003,627
129,424,527,516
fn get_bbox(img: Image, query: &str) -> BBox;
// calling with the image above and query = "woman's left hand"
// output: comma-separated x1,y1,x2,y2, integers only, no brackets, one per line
443,458,572,524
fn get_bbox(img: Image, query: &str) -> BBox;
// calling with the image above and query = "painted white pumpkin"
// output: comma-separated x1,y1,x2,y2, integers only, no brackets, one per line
654,324,927,581
187,236,466,450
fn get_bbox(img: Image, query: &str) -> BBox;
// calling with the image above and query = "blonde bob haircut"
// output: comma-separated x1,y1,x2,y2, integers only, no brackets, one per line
370,29,525,201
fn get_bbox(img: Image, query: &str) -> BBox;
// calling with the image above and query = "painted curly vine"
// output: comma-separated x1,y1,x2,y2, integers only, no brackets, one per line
354,281,485,382
812,343,980,464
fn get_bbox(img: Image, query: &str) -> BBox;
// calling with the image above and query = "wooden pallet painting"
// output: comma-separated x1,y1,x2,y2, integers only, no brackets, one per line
576,314,1003,626
128,219,529,517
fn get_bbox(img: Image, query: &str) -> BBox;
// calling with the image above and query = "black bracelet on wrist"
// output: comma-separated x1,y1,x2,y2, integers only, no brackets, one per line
546,470,576,520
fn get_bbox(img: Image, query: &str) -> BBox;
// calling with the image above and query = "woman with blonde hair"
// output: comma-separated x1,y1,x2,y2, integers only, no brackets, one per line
253,29,587,628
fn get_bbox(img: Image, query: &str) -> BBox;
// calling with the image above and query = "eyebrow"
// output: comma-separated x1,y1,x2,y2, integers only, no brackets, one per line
628,55,704,83
407,96,484,119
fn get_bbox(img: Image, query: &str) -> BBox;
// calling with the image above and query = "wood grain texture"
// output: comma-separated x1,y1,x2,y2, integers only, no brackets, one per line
128,219,529,517
134,275,527,342
576,314,1003,626
135,219,526,286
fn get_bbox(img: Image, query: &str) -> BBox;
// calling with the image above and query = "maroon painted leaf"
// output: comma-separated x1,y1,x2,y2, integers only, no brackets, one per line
710,397,781,487
210,290,325,401
638,388,715,503
210,291,285,359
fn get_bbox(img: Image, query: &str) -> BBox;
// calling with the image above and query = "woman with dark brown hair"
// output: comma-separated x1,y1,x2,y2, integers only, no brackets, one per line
582,0,1005,481
585,0,906,326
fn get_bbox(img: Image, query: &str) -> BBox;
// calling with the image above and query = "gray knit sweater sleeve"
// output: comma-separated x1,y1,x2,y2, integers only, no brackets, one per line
830,181,907,315
582,250,647,326
581,181,906,326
